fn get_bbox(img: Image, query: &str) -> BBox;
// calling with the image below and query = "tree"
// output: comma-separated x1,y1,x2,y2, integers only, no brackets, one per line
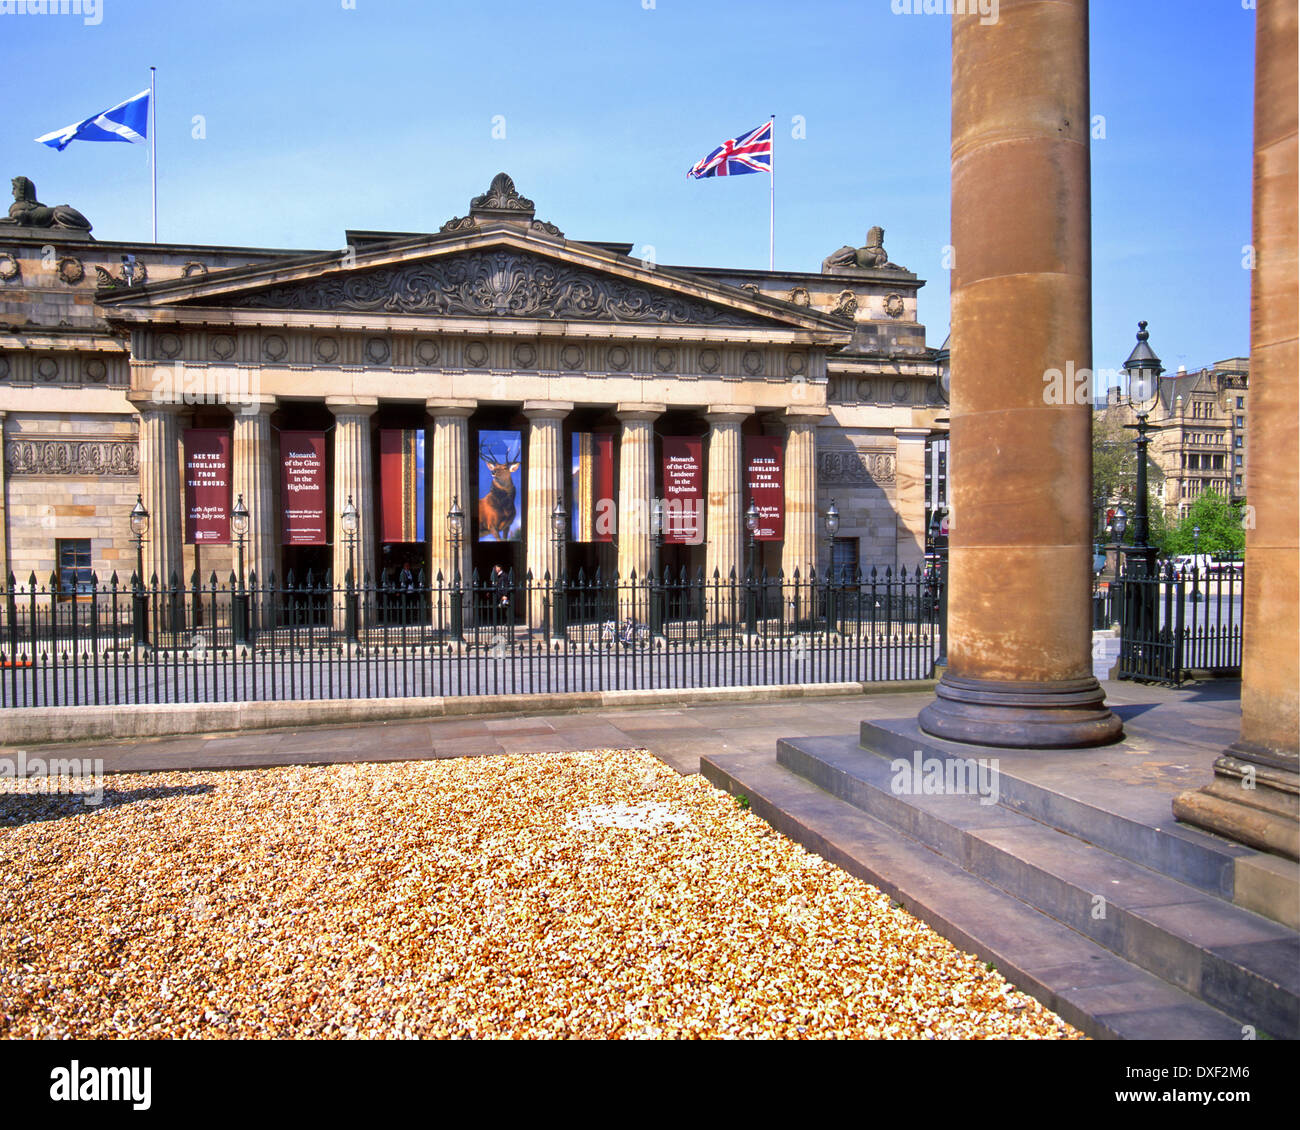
1164,490,1246,556
1092,411,1169,549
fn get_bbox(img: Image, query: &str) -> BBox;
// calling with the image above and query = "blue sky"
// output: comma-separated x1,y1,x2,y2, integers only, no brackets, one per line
2,0,1255,375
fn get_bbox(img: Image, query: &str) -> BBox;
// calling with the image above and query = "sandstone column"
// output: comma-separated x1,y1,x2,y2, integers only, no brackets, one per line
894,427,929,572
524,402,570,630
918,0,1121,748
231,397,278,592
0,411,9,588
616,404,662,582
131,397,184,593
327,397,377,594
426,399,474,585
705,408,752,584
1174,0,1299,862
781,409,821,582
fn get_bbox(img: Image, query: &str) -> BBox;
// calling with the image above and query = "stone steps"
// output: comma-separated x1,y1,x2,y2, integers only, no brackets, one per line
774,733,1299,1039
701,750,1247,1040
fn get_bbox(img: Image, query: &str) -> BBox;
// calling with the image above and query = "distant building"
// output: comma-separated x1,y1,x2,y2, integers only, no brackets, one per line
1099,357,1249,518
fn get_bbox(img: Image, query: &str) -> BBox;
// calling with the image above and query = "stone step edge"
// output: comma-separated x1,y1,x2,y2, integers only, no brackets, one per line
700,752,1246,1041
778,735,1298,1037
858,718,1249,899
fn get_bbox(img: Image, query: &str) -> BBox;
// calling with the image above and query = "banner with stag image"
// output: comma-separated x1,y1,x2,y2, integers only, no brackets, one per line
477,429,522,542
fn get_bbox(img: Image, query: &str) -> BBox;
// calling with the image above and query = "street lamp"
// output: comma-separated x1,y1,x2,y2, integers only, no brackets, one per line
129,494,150,647
824,499,840,634
231,493,249,646
1121,320,1164,577
927,505,949,670
1191,523,1203,602
744,499,759,636
446,496,464,640
650,497,665,637
341,495,359,642
551,499,567,640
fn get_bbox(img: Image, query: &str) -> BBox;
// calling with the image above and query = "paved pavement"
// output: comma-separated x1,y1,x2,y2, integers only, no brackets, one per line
0,677,1244,782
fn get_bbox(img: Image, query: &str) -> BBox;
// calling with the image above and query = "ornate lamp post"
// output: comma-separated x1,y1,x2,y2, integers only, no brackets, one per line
744,499,759,636
927,505,949,669
446,496,464,641
824,498,840,634
1121,321,1164,577
650,497,664,637
231,493,249,645
1191,523,1203,602
551,499,567,640
341,495,359,642
129,494,150,647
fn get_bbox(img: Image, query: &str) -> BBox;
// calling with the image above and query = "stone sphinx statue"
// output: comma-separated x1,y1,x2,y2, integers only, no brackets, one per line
822,225,902,273
1,176,93,234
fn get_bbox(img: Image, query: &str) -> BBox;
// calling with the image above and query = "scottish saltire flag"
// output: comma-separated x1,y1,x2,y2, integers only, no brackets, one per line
35,88,150,151
687,121,772,178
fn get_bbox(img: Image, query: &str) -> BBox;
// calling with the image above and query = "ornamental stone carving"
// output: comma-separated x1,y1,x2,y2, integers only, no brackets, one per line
512,342,536,368
699,348,720,374
262,334,287,362
84,358,107,382
465,341,489,367
2,177,92,233
158,333,182,359
653,347,675,372
742,350,764,376
471,173,534,215
416,339,440,365
57,257,84,285
364,337,390,364
830,290,858,319
314,336,339,363
211,334,236,360
94,260,147,288
36,358,58,381
817,448,896,486
7,439,140,477
885,293,905,318
607,345,630,372
821,226,906,274
787,286,810,307
0,356,10,380
219,250,772,327
182,261,208,277
785,352,807,377
0,252,19,281
561,344,584,370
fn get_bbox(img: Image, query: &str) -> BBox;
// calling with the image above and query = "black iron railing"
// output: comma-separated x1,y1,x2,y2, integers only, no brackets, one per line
1116,561,1244,685
0,564,943,708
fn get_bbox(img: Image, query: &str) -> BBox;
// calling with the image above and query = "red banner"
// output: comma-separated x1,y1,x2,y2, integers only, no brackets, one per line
183,429,231,545
281,431,327,546
745,436,784,541
662,436,704,545
572,432,615,542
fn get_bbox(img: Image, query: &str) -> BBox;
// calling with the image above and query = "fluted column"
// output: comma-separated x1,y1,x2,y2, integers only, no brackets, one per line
616,404,662,583
426,399,474,585
0,411,9,588
918,0,1121,748
131,397,184,592
327,397,377,593
1174,0,1298,863
894,428,929,572
782,409,821,625
705,407,752,584
231,398,277,593
524,402,570,630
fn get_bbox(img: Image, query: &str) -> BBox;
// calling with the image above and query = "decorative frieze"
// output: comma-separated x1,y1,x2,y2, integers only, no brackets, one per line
817,447,896,486
6,438,139,477
218,249,775,327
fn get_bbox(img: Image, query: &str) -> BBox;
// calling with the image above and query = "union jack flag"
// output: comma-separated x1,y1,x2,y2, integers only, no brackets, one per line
687,121,772,179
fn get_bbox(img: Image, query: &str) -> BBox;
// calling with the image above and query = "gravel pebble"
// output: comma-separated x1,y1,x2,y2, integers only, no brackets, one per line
1,749,1082,1039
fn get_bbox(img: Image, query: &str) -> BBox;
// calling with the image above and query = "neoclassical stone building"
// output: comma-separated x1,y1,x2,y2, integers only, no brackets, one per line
0,173,946,604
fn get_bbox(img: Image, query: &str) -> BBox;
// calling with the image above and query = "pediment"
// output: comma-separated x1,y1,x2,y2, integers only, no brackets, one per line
205,248,783,328
100,231,848,337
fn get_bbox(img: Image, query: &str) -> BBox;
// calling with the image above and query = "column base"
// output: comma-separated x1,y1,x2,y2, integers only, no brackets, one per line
918,673,1123,749
1172,742,1300,862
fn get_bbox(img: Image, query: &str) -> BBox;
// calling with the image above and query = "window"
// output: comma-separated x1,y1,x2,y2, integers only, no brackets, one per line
1235,475,1243,490
56,539,93,599
1236,415,1244,429
1235,435,1243,448
1235,454,1243,467
1236,397,1244,409
831,537,859,583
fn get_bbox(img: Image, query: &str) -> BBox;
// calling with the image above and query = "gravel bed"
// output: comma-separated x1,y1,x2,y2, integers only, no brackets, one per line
1,750,1081,1039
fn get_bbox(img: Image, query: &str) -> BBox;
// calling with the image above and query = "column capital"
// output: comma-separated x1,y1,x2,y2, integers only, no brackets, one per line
523,401,574,420
426,398,477,418
783,407,827,428
127,394,187,415
325,396,379,417
893,427,932,441
233,395,278,417
616,402,665,422
704,405,755,425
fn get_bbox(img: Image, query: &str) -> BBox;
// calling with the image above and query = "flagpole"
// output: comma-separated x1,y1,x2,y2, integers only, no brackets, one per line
768,114,775,271
150,66,157,243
